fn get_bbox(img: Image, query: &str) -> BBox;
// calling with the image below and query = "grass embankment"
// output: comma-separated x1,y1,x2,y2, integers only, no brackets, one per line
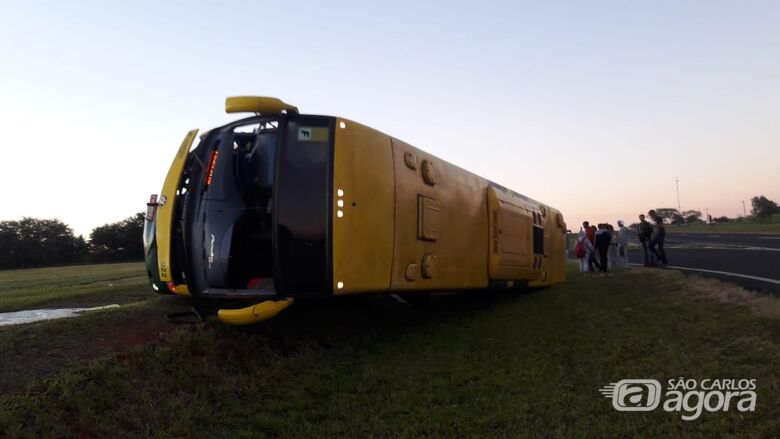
0,263,185,395
1,264,779,437
0,262,150,312
666,223,780,234
666,216,780,234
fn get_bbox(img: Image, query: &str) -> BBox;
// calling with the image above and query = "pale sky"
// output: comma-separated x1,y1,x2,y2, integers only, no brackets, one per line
1,0,778,237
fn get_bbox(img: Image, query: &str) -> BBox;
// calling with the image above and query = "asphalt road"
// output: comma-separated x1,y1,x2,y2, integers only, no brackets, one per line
631,232,780,295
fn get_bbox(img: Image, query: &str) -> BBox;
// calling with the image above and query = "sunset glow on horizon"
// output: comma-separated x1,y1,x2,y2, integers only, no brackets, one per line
1,1,778,237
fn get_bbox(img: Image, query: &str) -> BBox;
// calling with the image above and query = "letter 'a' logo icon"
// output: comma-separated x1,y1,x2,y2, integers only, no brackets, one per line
600,379,662,411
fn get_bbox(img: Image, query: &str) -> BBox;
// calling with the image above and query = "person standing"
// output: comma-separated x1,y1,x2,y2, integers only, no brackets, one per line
594,223,611,273
582,221,599,271
607,223,619,269
648,210,668,266
583,221,595,244
575,230,596,275
589,224,599,270
617,220,630,268
637,214,653,266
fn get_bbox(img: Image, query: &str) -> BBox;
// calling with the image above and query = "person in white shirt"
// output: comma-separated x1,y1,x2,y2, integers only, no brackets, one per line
617,220,630,268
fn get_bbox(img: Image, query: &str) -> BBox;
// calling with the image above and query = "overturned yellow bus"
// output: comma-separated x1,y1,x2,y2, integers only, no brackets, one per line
143,97,567,324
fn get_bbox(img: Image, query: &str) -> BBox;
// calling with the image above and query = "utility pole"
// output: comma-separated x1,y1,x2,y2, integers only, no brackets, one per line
676,177,681,211
742,200,747,217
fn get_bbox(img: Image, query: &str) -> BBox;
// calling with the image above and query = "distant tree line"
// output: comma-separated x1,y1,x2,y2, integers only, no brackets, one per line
644,195,778,226
649,208,702,225
0,213,144,270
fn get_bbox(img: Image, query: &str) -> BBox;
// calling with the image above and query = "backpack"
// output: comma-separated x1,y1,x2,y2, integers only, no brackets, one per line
575,240,586,258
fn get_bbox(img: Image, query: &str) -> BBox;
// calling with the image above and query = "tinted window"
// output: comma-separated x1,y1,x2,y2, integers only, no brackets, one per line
274,117,332,293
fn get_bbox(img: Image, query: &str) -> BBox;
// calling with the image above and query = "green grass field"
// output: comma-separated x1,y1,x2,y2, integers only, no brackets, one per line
666,215,780,234
666,222,780,234
0,262,150,312
0,263,779,437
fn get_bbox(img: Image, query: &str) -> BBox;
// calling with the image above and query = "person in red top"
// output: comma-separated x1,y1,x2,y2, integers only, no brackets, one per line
582,221,600,271
583,221,595,243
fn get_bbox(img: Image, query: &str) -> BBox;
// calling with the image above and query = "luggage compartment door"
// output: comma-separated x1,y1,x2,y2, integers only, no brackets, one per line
488,187,537,280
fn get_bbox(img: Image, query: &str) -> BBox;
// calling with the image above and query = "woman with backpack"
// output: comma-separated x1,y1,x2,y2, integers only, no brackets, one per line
575,230,596,275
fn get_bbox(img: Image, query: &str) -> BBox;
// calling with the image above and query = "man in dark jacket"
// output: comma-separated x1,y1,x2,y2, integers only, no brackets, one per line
637,214,653,266
648,210,668,265
594,223,612,273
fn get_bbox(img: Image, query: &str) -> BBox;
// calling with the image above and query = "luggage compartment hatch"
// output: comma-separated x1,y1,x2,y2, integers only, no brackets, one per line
417,195,440,242
488,187,538,280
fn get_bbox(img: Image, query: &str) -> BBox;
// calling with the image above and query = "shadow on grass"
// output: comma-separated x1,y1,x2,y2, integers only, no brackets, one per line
221,287,547,357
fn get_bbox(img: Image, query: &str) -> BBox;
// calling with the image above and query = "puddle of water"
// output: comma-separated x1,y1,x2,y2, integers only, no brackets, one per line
0,304,120,327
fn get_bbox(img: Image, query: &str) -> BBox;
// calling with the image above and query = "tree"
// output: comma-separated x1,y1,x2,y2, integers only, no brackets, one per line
751,195,778,218
0,218,82,268
89,213,145,261
653,208,683,225
73,235,89,261
0,221,20,268
681,209,702,223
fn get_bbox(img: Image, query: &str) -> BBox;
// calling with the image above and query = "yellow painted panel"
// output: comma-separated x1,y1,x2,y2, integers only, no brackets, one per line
224,96,298,115
389,139,489,290
529,206,568,287
156,129,198,282
217,299,294,325
501,208,529,256
548,208,568,284
172,284,191,297
332,119,395,294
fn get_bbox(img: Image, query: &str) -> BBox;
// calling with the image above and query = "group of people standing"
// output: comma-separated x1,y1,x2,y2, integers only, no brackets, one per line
638,209,668,267
575,220,630,274
575,209,669,275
